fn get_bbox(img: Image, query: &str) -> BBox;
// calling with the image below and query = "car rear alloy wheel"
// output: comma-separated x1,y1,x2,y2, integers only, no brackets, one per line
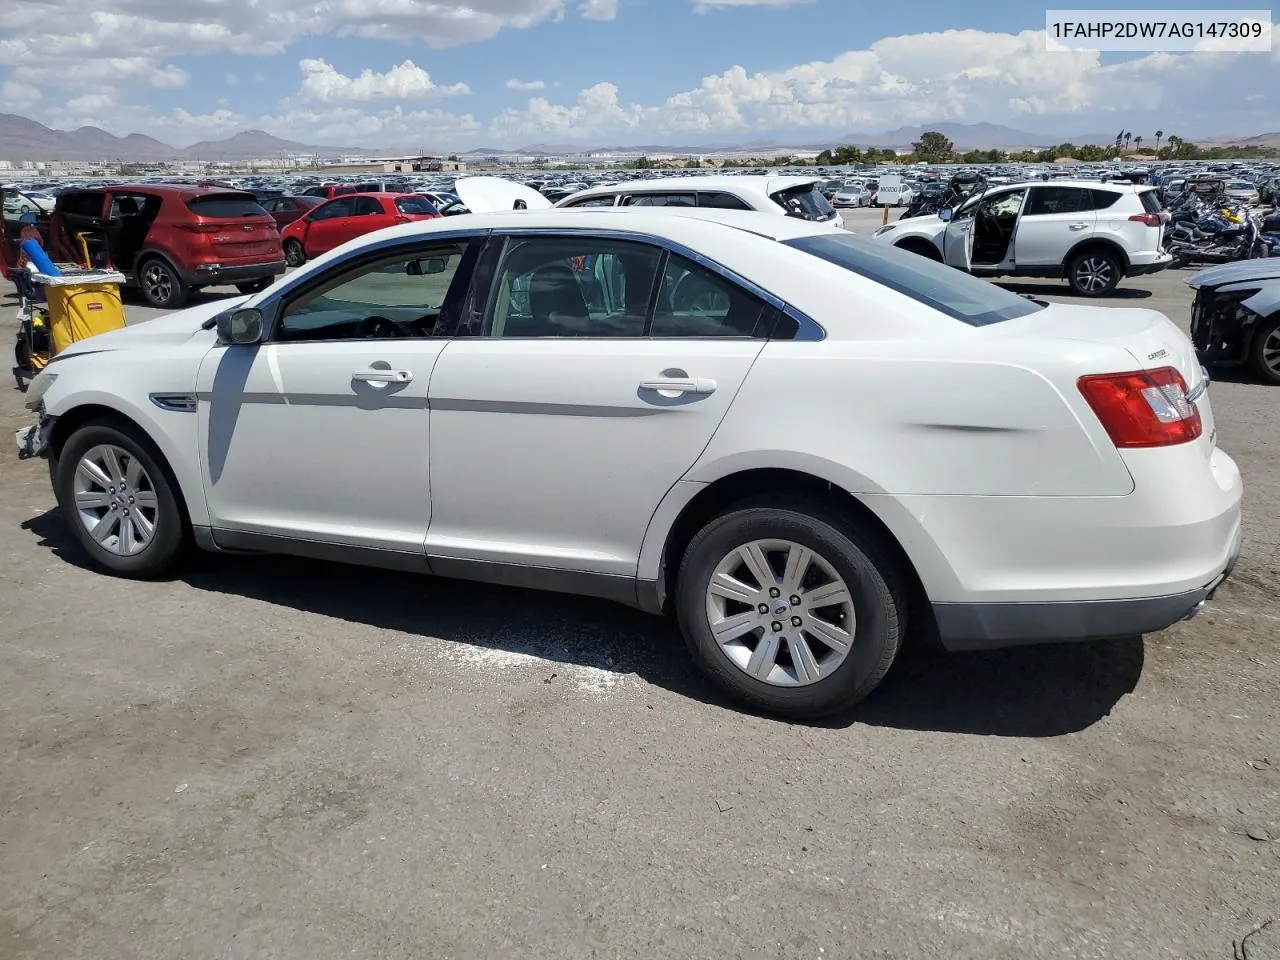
54,421,187,578
1068,251,1120,297
139,258,187,309
676,500,905,719
705,539,855,686
73,444,159,557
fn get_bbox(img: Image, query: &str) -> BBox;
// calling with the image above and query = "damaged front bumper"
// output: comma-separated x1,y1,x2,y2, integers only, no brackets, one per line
16,413,54,460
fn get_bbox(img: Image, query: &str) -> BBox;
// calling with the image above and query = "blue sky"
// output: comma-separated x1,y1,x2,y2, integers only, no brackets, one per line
0,0,1275,148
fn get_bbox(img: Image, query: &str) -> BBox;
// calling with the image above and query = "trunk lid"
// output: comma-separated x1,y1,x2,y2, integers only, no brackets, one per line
185,193,280,261
453,177,552,213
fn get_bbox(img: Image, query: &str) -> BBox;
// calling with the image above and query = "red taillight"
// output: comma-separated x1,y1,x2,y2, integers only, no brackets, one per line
1078,367,1202,448
180,222,223,233
1128,213,1162,227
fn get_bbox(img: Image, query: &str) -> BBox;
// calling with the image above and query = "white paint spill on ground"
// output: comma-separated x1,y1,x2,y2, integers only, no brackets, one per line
404,636,634,699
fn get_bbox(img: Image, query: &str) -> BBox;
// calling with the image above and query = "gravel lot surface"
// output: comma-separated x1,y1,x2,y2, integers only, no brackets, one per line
1,206,1276,958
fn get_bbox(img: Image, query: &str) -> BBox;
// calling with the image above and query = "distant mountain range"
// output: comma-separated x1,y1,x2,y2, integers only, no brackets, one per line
0,114,366,162
0,113,1266,162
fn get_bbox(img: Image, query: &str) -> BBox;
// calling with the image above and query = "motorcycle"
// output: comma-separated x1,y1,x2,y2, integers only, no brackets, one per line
1167,210,1264,267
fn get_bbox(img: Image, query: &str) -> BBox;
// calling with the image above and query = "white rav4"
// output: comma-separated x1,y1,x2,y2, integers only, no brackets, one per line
16,208,1241,718
874,180,1173,297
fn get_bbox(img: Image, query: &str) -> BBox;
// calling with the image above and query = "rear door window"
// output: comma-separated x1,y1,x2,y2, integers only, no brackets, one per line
1024,187,1090,215
187,193,268,218
564,195,618,208
698,192,752,210
351,196,384,216
649,254,767,338
621,193,696,207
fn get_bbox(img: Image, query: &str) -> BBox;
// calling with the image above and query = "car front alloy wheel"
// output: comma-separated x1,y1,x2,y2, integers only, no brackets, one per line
54,420,187,578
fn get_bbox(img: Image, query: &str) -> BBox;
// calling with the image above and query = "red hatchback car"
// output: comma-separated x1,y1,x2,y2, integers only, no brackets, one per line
49,185,285,308
280,193,441,266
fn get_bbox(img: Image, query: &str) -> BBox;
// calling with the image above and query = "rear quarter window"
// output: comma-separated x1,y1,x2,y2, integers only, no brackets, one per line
1089,189,1124,210
187,194,269,218
1138,190,1163,214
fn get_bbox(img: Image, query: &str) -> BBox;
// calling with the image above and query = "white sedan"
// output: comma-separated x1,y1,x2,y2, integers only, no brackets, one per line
17,208,1242,718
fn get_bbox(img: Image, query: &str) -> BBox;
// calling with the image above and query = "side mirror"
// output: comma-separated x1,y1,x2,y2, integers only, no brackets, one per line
405,257,447,276
216,307,263,345
939,208,954,222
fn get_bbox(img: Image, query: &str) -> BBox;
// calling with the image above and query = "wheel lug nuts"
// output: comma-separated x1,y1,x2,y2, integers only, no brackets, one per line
790,595,801,606
791,616,802,627
757,603,769,614
768,587,781,599
771,621,783,632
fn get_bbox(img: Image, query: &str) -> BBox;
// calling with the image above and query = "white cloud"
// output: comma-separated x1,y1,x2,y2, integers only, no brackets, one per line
578,0,618,20
693,0,810,10
490,26,1280,143
298,58,469,102
506,78,547,90
1,79,40,108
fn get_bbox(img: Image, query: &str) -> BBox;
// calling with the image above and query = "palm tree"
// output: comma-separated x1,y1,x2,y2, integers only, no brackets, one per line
1133,135,1144,152
1154,129,1164,152
1124,131,1132,151
1167,134,1181,158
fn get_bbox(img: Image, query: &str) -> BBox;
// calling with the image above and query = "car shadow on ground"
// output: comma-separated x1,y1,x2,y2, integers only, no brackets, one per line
995,282,1153,301
22,508,1142,738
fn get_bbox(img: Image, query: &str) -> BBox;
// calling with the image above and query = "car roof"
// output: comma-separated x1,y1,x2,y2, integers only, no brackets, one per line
58,183,253,198
566,175,820,198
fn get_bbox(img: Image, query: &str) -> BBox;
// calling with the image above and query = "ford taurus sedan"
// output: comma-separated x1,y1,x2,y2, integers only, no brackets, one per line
16,209,1242,718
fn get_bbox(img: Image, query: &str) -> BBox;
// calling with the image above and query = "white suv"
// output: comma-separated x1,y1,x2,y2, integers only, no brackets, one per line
872,180,1172,296
556,176,845,230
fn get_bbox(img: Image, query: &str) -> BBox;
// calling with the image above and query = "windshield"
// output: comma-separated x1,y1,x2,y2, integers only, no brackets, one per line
784,232,1042,326
395,196,440,215
770,184,836,222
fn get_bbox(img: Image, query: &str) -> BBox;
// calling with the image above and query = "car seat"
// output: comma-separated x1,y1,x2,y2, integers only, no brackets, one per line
526,262,591,335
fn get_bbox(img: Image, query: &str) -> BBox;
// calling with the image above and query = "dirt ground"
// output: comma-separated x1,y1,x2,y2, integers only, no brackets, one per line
1,211,1277,958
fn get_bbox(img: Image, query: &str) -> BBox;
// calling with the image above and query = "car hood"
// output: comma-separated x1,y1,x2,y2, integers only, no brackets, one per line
453,177,552,213
1185,259,1280,289
56,296,244,358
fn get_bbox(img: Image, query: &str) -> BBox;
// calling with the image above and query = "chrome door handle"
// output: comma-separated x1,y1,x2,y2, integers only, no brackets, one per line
1069,223,1089,230
639,378,717,395
353,368,413,383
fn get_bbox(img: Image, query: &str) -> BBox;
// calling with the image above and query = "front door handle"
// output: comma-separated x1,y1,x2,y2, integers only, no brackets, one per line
640,378,717,396
353,368,413,384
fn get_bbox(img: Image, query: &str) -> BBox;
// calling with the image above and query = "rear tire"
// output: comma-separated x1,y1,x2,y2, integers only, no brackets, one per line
1248,315,1280,385
283,239,306,268
1067,249,1121,297
675,498,906,719
235,278,273,295
138,257,188,309
53,420,187,578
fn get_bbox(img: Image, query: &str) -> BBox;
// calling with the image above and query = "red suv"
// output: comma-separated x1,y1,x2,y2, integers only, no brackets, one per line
280,193,440,265
49,185,285,308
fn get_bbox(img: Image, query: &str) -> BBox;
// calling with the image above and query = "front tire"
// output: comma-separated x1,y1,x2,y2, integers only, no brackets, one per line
1249,315,1280,385
1067,249,1121,297
675,499,906,719
138,257,188,309
53,420,187,578
283,239,306,268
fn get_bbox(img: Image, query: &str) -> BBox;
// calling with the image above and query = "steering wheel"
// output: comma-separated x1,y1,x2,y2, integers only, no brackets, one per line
353,314,415,339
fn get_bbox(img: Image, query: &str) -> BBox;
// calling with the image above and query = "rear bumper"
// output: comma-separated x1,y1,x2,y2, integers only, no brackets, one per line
934,525,1242,651
1128,252,1173,275
182,259,286,286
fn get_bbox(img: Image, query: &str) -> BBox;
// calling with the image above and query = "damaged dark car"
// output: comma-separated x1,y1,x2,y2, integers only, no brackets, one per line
1188,259,1280,384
